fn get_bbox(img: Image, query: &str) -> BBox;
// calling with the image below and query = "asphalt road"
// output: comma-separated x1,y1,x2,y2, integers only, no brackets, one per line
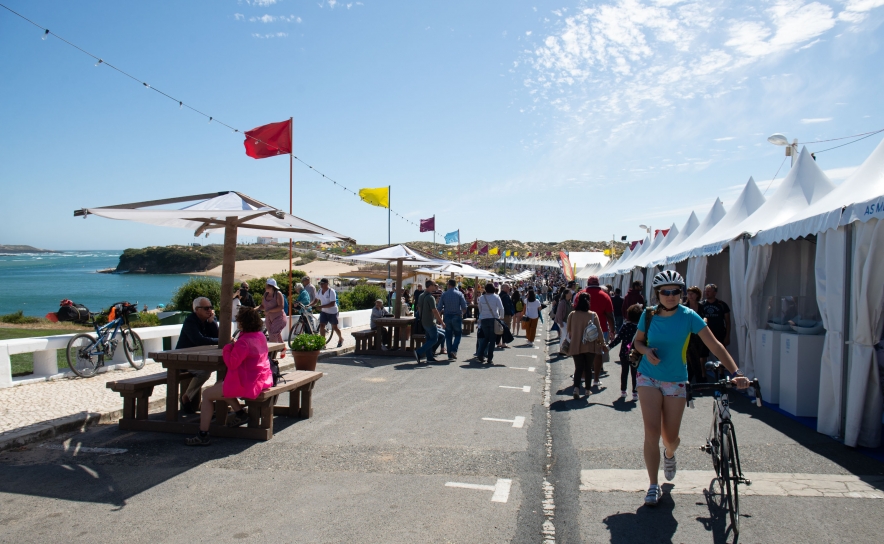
0,320,882,543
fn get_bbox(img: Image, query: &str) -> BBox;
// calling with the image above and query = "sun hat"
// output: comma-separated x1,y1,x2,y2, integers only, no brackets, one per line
266,278,279,288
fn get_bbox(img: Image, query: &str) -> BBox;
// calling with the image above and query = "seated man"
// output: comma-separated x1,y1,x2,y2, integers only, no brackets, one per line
177,297,219,412
370,298,393,348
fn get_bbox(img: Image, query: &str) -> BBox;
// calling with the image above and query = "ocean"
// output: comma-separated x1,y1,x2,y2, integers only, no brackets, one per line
0,251,203,317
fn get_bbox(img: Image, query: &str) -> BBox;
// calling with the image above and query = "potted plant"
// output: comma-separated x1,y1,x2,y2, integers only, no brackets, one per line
290,333,325,371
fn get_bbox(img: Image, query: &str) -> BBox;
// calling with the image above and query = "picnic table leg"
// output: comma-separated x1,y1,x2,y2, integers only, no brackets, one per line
299,382,314,419
166,369,179,421
136,388,153,420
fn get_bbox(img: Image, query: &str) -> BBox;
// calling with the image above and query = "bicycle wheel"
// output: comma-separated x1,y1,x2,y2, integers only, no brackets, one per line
724,424,741,534
66,333,102,378
123,330,146,370
325,325,335,345
288,320,306,349
720,425,740,535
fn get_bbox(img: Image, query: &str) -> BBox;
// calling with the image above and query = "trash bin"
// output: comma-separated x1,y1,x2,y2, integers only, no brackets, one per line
159,311,190,349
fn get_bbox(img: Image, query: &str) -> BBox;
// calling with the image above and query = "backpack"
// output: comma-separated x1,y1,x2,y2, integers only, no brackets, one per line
57,302,90,323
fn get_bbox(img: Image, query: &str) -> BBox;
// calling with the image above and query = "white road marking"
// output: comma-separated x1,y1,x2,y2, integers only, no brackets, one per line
580,469,884,498
42,443,127,455
482,416,526,428
445,479,513,503
499,385,531,393
78,464,100,478
516,355,538,359
508,366,536,372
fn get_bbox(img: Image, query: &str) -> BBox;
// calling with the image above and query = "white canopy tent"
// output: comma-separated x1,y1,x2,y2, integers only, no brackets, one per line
568,252,610,270
76,191,355,343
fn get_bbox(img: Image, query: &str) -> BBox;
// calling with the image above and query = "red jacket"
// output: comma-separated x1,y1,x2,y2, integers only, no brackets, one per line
622,288,646,316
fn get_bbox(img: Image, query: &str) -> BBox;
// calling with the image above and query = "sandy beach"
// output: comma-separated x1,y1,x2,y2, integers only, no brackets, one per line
193,259,360,281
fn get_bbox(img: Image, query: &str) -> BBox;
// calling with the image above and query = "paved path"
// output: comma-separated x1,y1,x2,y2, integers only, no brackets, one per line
0,320,882,543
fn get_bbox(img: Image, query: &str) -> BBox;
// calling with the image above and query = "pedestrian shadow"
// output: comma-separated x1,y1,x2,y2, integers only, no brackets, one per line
458,362,507,369
393,362,433,370
319,356,406,369
612,397,638,412
602,486,679,543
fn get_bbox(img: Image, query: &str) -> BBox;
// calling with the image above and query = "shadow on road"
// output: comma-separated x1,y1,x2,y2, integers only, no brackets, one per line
602,486,680,543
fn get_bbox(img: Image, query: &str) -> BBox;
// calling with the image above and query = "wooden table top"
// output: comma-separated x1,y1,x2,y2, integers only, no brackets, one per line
149,342,286,364
374,317,415,326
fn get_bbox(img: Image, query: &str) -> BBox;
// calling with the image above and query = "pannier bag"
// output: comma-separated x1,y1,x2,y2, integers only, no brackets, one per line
57,301,90,323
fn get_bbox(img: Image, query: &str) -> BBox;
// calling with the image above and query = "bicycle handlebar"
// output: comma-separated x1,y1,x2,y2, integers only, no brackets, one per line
686,378,763,408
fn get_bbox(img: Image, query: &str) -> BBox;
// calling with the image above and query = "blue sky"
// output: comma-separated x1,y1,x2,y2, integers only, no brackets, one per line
1,0,883,250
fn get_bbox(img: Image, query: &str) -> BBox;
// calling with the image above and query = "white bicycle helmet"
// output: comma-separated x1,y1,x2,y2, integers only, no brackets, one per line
652,270,685,289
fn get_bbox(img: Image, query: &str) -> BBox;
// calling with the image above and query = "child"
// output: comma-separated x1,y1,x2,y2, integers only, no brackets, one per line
608,303,642,401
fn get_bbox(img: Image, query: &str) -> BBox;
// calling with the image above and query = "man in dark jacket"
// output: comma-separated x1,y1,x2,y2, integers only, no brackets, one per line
622,281,646,317
498,284,516,348
238,282,256,308
177,296,219,411
611,288,624,332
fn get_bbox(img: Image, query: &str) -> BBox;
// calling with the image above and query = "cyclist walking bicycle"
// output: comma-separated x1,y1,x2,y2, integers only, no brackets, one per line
630,270,749,507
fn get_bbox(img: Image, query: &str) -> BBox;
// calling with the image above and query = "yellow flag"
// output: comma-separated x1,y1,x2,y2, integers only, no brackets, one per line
447,251,452,255
358,187,389,209
514,251,518,256
604,249,611,256
490,247,499,255
505,250,511,257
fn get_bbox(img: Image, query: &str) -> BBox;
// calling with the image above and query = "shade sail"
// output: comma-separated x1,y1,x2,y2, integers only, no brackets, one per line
77,191,355,244
343,244,440,264
416,261,496,279
684,148,835,258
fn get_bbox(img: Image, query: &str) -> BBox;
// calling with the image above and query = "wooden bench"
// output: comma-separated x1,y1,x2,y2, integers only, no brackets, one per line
462,318,477,335
351,329,376,352
107,371,192,421
410,334,425,351
240,371,323,439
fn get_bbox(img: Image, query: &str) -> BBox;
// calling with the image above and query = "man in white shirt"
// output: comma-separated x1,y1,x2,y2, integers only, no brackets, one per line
311,278,343,348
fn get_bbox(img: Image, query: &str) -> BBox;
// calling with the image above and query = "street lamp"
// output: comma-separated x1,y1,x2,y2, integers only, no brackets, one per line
639,224,652,236
767,133,799,166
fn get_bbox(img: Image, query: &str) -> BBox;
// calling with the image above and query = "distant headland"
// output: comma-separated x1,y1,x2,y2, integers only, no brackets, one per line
0,245,59,254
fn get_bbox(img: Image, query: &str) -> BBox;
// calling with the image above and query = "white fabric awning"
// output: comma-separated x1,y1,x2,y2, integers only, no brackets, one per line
611,236,651,274
647,212,699,267
343,244,441,265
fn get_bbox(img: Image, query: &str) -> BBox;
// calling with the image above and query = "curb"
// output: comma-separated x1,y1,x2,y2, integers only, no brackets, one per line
0,345,354,452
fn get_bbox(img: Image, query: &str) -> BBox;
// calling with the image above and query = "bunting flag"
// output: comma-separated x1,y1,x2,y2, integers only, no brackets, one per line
505,250,511,257
489,247,499,255
604,249,612,256
358,187,390,208
444,230,460,244
420,216,435,233
560,251,575,281
514,251,518,256
469,241,477,254
546,252,552,256
448,251,452,255
528,252,532,257
243,119,292,159
479,245,489,255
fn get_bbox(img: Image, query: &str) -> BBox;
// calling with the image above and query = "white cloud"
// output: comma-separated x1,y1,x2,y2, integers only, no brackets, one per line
248,14,299,23
714,136,736,141
248,0,278,6
801,117,833,123
328,0,338,8
252,32,288,38
234,13,245,21
839,0,884,23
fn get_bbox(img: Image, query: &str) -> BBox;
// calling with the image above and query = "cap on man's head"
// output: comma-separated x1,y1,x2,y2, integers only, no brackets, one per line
319,278,329,284
588,276,600,286
240,282,249,289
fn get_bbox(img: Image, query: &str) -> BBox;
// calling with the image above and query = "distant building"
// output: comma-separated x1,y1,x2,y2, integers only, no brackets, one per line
257,237,279,245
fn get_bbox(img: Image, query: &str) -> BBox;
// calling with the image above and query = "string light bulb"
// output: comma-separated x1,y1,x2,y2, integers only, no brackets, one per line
95,58,103,67
143,82,150,89
42,29,49,40
178,101,182,109
208,117,212,123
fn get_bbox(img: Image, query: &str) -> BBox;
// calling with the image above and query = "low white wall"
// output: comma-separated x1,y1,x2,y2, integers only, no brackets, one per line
0,309,372,388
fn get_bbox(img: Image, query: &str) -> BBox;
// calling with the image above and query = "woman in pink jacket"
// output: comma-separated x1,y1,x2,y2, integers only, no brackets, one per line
186,307,273,446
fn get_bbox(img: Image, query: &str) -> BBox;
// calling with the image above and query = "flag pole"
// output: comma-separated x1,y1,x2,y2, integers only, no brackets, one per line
387,185,391,288
288,117,294,347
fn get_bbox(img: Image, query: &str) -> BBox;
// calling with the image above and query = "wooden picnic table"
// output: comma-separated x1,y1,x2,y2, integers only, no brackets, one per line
112,342,300,440
373,316,416,352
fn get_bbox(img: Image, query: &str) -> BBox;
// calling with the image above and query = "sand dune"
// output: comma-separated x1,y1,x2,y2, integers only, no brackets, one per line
194,259,360,281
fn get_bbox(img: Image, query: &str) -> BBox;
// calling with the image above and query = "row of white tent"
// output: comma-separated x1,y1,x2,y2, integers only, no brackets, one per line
593,143,884,448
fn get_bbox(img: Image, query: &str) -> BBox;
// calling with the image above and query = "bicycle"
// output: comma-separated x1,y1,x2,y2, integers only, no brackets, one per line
65,301,145,378
686,362,762,536
287,303,334,348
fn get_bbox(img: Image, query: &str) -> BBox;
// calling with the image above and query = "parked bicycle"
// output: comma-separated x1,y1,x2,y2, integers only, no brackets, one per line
288,302,333,347
65,301,145,378
686,361,763,536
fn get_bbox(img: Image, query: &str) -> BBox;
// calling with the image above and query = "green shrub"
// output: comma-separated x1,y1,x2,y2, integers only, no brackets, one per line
338,283,387,312
0,310,41,324
170,277,222,312
129,312,161,328
290,333,325,352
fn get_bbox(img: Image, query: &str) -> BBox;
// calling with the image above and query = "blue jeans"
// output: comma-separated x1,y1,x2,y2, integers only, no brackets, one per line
614,316,623,334
415,323,439,360
443,314,463,354
477,319,496,361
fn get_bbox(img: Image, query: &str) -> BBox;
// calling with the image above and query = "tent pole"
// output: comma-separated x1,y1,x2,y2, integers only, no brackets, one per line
288,117,294,342
394,258,404,319
219,217,238,346
839,223,854,438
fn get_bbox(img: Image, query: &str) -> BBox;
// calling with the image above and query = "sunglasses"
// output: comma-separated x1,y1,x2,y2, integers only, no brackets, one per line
197,306,214,310
660,288,682,297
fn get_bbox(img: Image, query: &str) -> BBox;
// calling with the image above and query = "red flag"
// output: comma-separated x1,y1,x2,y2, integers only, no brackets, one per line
479,245,489,255
244,120,292,159
469,241,477,254
528,252,532,257
420,216,435,232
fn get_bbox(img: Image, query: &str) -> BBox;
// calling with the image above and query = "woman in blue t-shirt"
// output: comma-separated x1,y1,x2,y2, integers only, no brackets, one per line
631,271,749,507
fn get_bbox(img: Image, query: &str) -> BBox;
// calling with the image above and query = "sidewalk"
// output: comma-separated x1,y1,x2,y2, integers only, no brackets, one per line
0,333,356,451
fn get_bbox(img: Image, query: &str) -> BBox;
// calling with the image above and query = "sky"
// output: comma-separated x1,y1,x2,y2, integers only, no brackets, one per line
1,0,883,250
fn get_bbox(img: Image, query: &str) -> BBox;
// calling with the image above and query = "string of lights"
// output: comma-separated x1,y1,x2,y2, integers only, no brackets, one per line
0,3,457,246
797,128,884,146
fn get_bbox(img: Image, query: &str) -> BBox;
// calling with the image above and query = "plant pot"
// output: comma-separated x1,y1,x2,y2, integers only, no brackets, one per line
293,349,320,371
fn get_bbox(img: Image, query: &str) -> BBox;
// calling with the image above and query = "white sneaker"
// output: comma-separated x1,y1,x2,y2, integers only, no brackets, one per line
644,484,662,507
663,450,677,481
620,391,627,399
632,391,639,402
592,380,601,388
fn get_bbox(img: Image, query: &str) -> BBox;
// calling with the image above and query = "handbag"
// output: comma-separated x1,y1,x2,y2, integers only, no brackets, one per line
628,309,654,368
582,319,599,343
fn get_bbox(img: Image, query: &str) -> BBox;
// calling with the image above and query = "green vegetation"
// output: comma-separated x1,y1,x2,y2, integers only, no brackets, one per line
0,310,42,325
338,283,387,312
290,333,325,352
170,277,222,312
116,244,292,274
0,328,74,376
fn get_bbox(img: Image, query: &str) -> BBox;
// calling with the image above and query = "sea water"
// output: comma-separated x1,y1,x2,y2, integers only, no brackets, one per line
0,251,203,317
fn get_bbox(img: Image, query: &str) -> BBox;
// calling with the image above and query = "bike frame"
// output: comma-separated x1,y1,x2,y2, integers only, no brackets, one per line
87,316,128,357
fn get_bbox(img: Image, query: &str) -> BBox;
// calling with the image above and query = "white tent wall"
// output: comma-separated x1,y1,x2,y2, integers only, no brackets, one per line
686,256,707,293
815,227,847,440
646,266,661,305
705,251,738,364
845,217,884,448
733,239,772,381
728,238,749,376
